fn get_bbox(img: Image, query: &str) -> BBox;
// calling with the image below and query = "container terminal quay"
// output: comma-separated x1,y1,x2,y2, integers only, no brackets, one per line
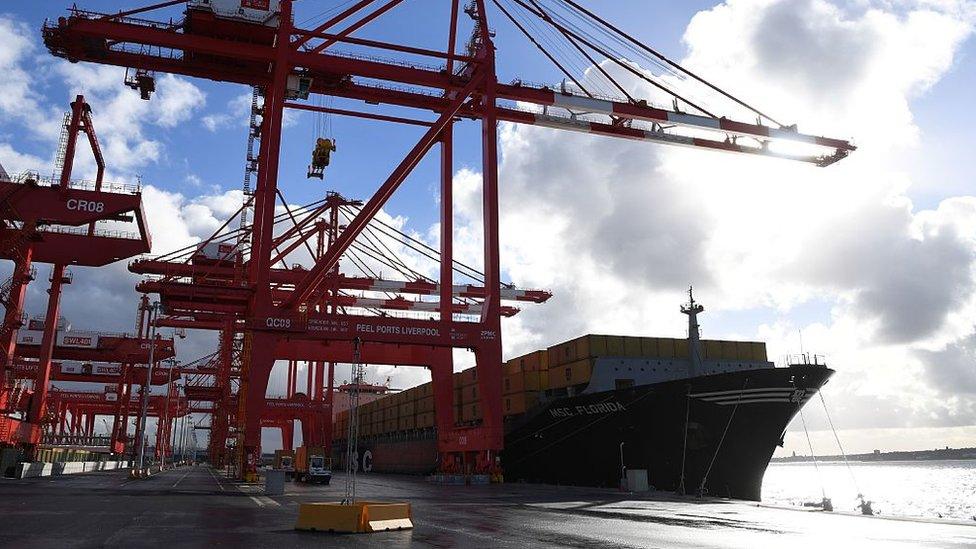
1,0,971,546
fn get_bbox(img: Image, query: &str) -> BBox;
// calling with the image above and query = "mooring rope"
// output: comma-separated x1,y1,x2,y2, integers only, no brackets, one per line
819,390,863,500
799,407,828,505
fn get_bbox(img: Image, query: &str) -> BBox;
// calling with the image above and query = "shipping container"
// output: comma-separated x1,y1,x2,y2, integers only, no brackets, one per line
503,392,539,415
416,412,435,428
721,340,737,360
658,338,677,358
519,350,549,372
548,358,594,390
752,342,767,361
623,336,641,357
548,340,576,367
639,337,657,358
703,340,722,359
462,402,483,422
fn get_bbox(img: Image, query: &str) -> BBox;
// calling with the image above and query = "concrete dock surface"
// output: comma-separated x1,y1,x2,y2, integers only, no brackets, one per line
0,465,973,548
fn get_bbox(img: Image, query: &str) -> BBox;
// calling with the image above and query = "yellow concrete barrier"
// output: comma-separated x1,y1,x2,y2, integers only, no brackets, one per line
295,501,412,533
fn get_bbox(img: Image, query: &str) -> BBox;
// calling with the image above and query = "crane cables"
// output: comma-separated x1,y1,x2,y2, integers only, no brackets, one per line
491,0,783,126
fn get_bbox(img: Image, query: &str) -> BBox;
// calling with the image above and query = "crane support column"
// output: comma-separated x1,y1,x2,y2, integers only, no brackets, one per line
26,264,68,453
473,7,505,471
0,245,34,385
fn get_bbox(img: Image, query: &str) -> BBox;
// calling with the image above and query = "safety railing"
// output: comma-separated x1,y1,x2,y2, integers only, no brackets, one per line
9,170,142,194
785,353,828,367
38,225,141,241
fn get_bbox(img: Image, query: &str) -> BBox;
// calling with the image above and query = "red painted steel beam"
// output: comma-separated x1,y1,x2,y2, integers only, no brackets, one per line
283,72,486,309
291,0,376,50
0,228,150,267
15,336,176,363
284,102,433,127
308,0,404,54
0,181,145,227
291,30,474,63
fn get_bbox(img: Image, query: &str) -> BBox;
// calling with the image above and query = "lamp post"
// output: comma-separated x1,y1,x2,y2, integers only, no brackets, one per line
135,302,159,473
162,358,177,469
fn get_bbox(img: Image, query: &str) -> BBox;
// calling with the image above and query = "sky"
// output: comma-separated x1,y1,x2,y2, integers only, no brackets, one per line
2,0,976,458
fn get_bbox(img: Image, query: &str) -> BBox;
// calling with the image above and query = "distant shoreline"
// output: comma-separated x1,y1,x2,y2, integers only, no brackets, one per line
771,447,976,463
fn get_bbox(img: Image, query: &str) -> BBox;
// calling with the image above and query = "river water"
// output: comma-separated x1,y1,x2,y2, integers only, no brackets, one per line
762,460,976,521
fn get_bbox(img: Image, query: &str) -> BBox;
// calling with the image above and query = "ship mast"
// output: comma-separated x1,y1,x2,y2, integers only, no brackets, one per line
681,287,705,377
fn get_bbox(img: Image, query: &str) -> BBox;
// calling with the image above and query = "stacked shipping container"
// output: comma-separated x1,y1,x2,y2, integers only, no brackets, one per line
334,335,767,438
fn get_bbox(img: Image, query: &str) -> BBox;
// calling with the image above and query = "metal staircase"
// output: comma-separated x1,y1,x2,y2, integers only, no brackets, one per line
51,113,71,182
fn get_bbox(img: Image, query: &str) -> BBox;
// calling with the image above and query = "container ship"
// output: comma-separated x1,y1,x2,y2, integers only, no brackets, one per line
333,292,833,500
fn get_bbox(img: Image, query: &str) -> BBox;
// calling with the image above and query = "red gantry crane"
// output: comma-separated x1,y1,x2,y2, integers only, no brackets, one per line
43,385,189,462
41,0,854,479
0,95,154,457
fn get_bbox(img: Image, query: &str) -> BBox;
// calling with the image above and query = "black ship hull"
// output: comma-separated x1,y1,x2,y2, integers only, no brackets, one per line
343,364,832,501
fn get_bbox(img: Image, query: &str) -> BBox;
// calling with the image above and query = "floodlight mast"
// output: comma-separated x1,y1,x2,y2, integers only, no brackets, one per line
42,0,854,479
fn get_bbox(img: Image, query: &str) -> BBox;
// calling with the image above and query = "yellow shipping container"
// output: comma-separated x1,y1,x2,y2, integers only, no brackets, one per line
416,412,435,428
704,340,722,359
523,370,543,391
623,336,642,357
503,373,521,395
752,342,767,361
721,340,737,360
548,358,594,390
735,341,753,361
659,338,677,358
640,337,658,357
586,335,608,357
672,338,687,358
605,336,625,356
548,340,577,367
503,392,539,415
518,349,547,371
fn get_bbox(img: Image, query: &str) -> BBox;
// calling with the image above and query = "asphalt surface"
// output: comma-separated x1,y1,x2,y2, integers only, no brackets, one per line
0,465,974,548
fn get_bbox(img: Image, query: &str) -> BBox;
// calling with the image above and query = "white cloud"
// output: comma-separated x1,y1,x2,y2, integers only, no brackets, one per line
201,89,300,133
153,74,207,128
0,16,210,178
0,143,46,176
0,16,54,135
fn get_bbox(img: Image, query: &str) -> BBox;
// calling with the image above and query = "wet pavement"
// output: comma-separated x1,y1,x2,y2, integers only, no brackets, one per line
0,465,974,547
